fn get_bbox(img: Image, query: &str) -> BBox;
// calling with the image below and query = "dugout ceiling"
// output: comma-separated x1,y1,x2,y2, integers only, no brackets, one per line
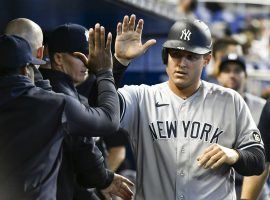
0,0,173,36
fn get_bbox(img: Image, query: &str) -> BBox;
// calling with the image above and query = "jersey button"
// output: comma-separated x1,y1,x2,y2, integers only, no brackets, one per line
178,194,184,200
177,170,185,176
181,147,185,153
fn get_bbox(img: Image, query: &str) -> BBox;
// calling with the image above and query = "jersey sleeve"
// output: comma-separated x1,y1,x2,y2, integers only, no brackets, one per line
118,85,142,139
258,99,270,162
234,92,264,151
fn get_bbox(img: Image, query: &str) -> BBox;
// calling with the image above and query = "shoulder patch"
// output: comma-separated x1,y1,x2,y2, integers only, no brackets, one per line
253,132,261,143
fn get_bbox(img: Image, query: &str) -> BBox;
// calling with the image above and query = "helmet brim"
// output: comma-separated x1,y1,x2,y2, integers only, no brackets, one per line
163,40,211,55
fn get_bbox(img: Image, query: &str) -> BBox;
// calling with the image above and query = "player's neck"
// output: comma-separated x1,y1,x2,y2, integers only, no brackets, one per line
169,80,201,100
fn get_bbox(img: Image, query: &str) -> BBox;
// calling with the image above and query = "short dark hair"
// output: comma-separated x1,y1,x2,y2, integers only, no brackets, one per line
212,37,240,59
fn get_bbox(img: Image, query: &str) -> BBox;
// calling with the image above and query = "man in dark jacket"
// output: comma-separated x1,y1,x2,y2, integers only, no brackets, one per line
42,23,119,200
0,33,133,200
5,18,135,200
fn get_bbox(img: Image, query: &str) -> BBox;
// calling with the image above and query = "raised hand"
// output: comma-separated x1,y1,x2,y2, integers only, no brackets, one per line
101,173,134,200
85,23,113,74
196,144,240,169
115,14,156,62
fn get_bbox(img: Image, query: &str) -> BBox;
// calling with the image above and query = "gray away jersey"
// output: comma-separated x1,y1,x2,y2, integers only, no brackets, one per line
118,80,264,200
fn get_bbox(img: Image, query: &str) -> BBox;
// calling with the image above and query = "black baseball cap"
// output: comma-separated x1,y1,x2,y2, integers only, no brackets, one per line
219,53,246,73
48,23,89,56
0,34,46,70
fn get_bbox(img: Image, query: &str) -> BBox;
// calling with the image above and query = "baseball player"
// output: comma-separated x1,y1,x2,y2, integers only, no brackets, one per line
217,53,266,125
114,17,265,200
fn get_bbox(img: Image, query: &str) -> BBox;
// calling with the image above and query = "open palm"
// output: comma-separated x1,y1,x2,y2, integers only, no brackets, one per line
115,15,156,61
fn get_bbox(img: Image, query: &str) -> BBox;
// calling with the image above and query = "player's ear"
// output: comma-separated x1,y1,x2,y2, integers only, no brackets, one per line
52,53,65,71
36,46,44,60
53,53,63,66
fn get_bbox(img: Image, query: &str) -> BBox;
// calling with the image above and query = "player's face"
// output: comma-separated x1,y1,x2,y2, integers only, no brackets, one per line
60,53,88,84
217,63,246,91
166,49,211,92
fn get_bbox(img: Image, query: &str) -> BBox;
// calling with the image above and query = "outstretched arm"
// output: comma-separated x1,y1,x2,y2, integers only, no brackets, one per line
65,23,120,136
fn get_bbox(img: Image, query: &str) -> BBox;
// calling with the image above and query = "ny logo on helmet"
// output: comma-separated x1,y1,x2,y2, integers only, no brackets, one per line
180,29,192,41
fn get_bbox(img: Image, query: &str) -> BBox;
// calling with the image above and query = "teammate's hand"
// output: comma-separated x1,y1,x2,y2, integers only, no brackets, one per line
115,14,156,63
101,173,134,200
85,23,113,74
196,144,240,169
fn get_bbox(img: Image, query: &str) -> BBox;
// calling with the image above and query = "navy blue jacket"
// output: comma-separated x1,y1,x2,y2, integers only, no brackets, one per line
40,68,115,200
0,71,119,200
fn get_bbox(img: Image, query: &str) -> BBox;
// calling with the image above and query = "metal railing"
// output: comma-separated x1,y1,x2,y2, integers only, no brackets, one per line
107,0,178,20
107,0,270,22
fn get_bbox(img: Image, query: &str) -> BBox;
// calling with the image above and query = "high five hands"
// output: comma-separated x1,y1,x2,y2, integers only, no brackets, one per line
73,23,113,74
73,14,156,71
115,14,156,62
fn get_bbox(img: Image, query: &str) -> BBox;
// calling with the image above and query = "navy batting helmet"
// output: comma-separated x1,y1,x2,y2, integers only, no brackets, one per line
162,19,212,64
